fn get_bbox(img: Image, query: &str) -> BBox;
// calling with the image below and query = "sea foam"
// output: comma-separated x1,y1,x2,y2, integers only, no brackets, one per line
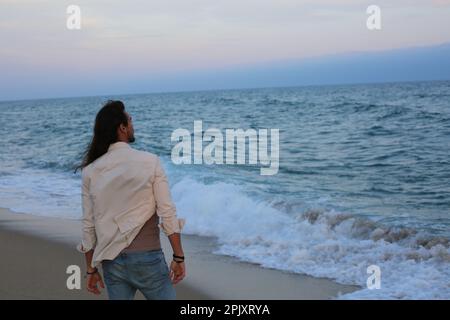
171,177,450,299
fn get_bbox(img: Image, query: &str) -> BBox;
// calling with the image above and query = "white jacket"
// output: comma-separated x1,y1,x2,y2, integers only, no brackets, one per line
76,141,185,268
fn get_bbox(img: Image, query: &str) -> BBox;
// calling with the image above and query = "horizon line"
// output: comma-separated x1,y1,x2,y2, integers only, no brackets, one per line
1,78,449,104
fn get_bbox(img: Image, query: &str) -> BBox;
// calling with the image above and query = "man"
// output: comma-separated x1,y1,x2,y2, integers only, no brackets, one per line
75,100,186,300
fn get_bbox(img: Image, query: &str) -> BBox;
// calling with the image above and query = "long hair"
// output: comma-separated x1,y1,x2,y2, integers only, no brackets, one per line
73,100,128,173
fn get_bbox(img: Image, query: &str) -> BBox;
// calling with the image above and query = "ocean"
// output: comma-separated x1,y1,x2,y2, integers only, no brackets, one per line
0,80,449,299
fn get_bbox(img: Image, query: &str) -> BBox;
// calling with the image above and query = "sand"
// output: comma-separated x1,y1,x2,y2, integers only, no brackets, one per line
0,207,359,299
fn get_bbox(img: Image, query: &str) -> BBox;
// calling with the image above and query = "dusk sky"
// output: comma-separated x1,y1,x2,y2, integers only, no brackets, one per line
1,0,450,100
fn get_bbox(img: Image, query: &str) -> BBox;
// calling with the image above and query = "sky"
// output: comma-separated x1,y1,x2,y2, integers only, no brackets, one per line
1,0,450,100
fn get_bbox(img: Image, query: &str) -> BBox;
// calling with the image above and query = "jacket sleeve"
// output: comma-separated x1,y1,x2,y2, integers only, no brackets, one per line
153,156,185,236
76,168,97,253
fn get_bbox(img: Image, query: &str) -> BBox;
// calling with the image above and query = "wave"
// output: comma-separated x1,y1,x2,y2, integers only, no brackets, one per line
364,125,396,136
376,106,411,120
0,168,81,219
259,98,299,107
171,177,450,299
352,103,381,113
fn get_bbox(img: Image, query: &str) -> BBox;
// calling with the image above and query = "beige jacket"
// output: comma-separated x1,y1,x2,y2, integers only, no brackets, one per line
76,141,185,268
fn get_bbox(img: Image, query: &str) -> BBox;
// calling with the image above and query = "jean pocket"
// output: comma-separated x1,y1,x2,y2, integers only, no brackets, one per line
101,259,112,272
160,257,170,276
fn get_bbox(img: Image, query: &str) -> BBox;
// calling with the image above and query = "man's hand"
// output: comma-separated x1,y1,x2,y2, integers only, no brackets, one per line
169,261,186,285
86,272,104,295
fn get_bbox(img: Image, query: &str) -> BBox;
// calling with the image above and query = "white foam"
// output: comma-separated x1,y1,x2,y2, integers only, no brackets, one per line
171,177,450,299
0,168,81,219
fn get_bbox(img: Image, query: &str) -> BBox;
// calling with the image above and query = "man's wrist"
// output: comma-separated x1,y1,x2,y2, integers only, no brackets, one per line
86,267,98,275
173,253,185,263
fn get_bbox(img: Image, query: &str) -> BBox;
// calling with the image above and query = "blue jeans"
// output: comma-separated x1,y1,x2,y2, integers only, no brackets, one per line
101,249,176,300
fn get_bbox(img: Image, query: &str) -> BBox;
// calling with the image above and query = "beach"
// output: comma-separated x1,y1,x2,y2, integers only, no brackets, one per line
0,207,358,300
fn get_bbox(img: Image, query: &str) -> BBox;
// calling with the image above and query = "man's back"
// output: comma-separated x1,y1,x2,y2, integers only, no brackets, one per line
78,141,185,268
86,141,158,225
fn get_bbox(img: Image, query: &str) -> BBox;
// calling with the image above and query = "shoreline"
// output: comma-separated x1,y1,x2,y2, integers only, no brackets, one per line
0,207,360,299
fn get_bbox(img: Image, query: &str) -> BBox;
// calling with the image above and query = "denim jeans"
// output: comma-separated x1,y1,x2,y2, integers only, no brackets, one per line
101,248,176,300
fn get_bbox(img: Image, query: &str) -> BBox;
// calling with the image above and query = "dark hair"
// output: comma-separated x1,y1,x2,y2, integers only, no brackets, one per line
73,100,128,173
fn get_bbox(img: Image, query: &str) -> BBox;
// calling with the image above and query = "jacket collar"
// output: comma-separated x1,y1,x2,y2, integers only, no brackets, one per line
107,141,131,153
